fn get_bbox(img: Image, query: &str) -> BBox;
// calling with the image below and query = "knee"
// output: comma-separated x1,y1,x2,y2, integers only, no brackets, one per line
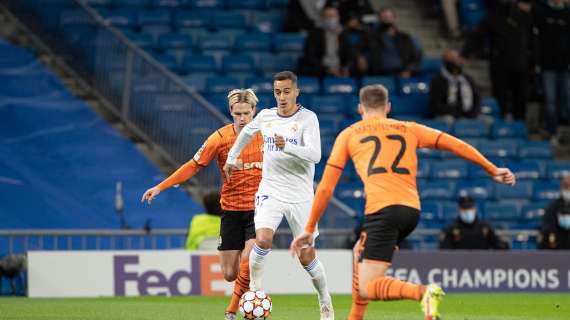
223,267,238,282
358,281,369,299
255,237,272,250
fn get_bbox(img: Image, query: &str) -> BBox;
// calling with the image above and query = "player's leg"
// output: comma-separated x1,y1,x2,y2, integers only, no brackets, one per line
347,235,369,320
225,211,256,317
218,211,246,281
288,201,333,320
249,195,283,291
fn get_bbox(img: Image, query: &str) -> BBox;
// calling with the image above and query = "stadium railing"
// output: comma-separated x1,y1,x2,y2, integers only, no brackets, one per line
3,0,357,232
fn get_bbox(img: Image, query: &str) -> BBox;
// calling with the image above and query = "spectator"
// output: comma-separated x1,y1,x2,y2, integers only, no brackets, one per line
298,6,359,77
541,175,570,231
440,195,509,250
462,0,535,120
186,192,222,250
283,0,327,33
539,203,570,250
430,49,481,120
363,7,422,77
534,0,570,137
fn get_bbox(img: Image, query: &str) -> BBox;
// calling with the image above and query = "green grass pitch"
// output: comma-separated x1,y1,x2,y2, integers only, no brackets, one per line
1,294,569,319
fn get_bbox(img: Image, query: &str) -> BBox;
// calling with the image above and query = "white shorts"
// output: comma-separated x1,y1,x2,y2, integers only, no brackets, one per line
254,193,319,239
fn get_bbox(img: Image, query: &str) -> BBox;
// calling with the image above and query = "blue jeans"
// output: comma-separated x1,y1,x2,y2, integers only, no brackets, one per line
543,70,570,134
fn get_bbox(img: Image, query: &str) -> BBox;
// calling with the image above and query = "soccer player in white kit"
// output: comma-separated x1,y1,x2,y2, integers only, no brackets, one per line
224,71,334,320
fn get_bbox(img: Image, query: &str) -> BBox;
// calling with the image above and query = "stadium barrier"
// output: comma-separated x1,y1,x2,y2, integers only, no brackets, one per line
28,249,570,297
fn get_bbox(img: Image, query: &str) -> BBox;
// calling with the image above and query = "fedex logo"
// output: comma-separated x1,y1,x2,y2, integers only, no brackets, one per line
114,255,225,296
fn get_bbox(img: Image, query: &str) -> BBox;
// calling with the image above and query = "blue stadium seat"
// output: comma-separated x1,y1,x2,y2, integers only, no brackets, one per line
221,55,254,73
266,0,288,7
181,54,217,73
361,76,396,93
521,201,548,227
419,119,451,133
310,96,346,114
181,74,208,92
459,0,487,31
256,53,295,74
534,181,560,201
206,76,241,94
480,140,518,158
420,57,442,74
114,0,150,8
455,179,494,200
492,120,528,139
389,95,428,116
85,0,113,7
138,10,172,41
484,202,520,221
158,33,193,50
519,141,553,159
494,181,533,199
154,53,178,72
273,33,305,52
186,0,223,8
100,9,137,27
227,0,264,9
336,182,365,200
399,77,430,95
417,148,442,159
479,96,499,115
131,75,167,93
151,0,183,8
0,74,68,98
509,161,543,179
547,161,570,179
453,119,488,138
251,12,283,33
212,11,247,30
297,77,321,95
417,160,431,178
321,134,335,158
234,33,272,52
207,93,228,112
430,160,468,178
126,32,155,51
440,201,459,221
256,93,274,109
245,77,273,93
418,180,456,200
198,32,234,51
319,118,340,136
421,201,441,221
323,77,357,95
175,11,211,30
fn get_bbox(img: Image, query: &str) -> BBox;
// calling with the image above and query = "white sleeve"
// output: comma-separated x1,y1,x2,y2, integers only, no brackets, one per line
226,110,263,165
283,113,321,163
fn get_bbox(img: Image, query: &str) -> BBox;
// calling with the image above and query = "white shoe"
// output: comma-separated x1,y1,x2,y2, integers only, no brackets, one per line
223,311,236,320
319,301,334,320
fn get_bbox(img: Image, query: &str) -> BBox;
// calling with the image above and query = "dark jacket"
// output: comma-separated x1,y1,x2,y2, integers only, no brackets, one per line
463,3,535,72
539,198,570,250
430,70,481,118
440,218,509,250
364,28,422,75
534,2,570,71
298,27,355,77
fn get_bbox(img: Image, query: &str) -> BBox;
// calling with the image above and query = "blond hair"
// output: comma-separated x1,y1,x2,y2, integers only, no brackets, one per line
227,88,259,110
359,85,388,110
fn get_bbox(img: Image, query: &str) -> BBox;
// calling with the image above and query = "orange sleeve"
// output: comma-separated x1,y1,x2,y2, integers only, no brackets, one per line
305,129,351,233
410,123,498,176
156,132,221,191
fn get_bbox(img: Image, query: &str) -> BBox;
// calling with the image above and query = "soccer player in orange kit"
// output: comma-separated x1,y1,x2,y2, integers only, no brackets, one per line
291,85,516,320
141,89,263,320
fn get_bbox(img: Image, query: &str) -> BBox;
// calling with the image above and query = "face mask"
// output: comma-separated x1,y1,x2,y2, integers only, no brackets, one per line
323,18,340,31
445,62,462,75
558,214,570,230
562,190,570,201
379,22,394,31
459,209,476,224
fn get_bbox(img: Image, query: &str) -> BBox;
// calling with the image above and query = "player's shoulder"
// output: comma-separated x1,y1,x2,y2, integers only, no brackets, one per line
216,124,234,137
297,106,318,121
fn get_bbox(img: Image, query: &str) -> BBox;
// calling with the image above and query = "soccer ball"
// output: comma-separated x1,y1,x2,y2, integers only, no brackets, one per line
238,290,272,319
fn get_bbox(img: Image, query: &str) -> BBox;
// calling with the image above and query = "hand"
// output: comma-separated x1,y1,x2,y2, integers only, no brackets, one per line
289,231,314,257
223,162,238,182
274,134,285,149
141,186,161,205
492,168,516,186
399,70,412,78
357,55,368,73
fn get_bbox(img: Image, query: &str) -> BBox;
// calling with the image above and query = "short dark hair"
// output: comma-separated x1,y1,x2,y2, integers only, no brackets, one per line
359,85,388,110
273,71,298,85
202,191,222,216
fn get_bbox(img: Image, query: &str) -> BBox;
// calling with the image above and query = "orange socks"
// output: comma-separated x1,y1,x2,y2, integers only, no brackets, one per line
225,258,250,314
367,276,425,301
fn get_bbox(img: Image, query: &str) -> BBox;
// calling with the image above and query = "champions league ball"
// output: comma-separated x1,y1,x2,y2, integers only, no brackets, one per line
239,290,272,320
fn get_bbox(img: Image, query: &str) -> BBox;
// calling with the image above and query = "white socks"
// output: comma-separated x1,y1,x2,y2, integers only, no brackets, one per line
304,258,331,304
249,243,270,291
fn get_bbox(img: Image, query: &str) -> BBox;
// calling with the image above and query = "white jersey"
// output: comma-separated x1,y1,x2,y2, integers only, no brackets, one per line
226,106,321,203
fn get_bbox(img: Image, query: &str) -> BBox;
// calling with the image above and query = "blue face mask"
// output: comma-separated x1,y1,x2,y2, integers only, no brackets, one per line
459,209,476,224
558,215,570,230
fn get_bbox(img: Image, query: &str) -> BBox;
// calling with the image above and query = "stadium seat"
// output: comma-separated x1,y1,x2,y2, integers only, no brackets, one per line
336,182,365,200
547,161,570,179
181,74,208,92
250,12,283,33
186,0,223,8
494,181,533,200
151,0,183,8
480,96,500,117
131,75,167,93
440,201,459,221
361,76,396,93
310,96,346,114
319,118,340,136
453,119,488,138
421,201,441,221
420,57,442,74
455,179,494,200
181,55,217,73
126,32,155,51
175,11,211,30
417,160,431,178
234,33,272,52
484,202,521,221
245,77,273,93
114,0,150,9
212,11,247,30
418,180,456,200
256,93,274,109
297,77,320,95
521,201,548,227
509,161,543,179
533,181,560,201
519,141,553,159
272,33,305,52
199,32,237,51
399,77,430,95
419,119,451,133
138,10,172,41
154,53,178,72
206,76,241,94
256,53,295,74
492,121,528,139
85,0,113,7
158,33,193,50
480,140,518,158
323,77,357,95
430,160,468,178
459,0,487,31
100,9,137,27
0,74,68,98
227,0,264,10
221,55,255,73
